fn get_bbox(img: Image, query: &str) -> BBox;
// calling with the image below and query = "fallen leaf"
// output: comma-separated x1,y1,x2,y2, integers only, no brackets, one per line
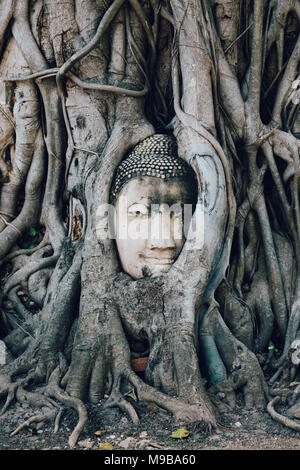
99,442,114,450
293,413,300,419
170,428,190,439
94,430,106,436
288,382,300,388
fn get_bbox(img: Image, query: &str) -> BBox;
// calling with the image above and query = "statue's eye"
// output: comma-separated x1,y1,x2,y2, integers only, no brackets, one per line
128,204,148,217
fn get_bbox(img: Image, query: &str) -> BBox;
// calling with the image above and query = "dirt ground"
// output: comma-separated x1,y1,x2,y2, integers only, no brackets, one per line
0,386,300,452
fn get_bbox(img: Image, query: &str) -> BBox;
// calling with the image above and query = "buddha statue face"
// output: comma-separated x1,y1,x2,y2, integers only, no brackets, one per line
111,134,197,279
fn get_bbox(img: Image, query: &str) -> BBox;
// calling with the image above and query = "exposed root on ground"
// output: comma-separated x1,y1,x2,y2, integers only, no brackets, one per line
0,352,218,448
267,396,300,432
0,353,88,448
104,366,217,432
44,355,88,448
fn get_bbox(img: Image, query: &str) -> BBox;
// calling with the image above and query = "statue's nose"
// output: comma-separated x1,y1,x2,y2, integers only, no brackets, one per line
148,209,176,249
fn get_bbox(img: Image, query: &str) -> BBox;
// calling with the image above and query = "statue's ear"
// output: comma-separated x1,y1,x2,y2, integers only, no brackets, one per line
178,149,227,255
170,139,228,301
190,153,226,214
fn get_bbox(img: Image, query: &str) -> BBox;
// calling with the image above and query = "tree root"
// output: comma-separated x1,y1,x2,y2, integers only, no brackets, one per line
0,380,19,416
0,234,50,269
0,255,59,303
43,355,88,448
132,373,216,429
205,308,269,408
104,378,140,425
45,383,88,448
10,408,60,436
4,359,215,447
104,366,217,431
269,366,284,385
6,381,63,436
7,286,32,321
0,373,62,437
0,353,88,448
292,384,300,403
267,396,300,431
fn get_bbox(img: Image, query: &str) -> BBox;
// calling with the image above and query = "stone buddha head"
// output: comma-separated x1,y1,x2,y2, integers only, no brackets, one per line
110,134,197,279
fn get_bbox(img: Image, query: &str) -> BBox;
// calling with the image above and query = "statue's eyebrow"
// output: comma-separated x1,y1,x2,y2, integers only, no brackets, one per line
127,199,151,209
127,202,149,210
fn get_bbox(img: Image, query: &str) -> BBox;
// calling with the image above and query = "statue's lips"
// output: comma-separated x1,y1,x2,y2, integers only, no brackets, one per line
142,256,174,265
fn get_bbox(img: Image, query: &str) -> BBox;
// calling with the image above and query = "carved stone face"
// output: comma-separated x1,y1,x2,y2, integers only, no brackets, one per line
114,176,195,279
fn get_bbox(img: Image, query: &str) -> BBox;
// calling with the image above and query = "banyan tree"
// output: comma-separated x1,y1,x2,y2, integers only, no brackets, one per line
0,0,299,447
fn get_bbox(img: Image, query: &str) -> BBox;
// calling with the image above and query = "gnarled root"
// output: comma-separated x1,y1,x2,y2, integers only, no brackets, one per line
0,353,88,448
267,396,300,432
203,308,269,409
104,366,216,431
10,386,61,436
10,409,60,436
132,375,216,430
104,374,140,425
0,371,62,436
44,355,88,448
